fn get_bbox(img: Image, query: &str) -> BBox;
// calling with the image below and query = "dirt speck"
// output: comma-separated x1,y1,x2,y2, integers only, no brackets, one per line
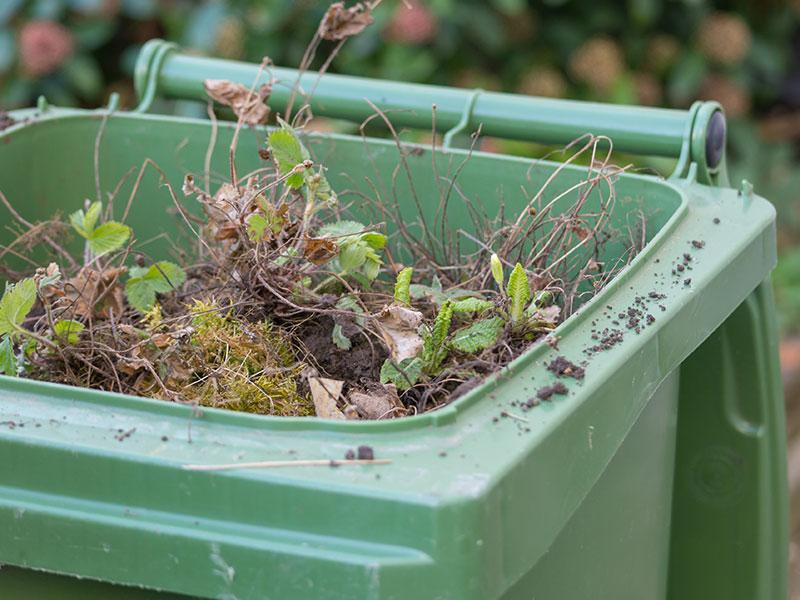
536,382,569,401
115,427,136,442
546,356,585,380
0,111,16,132
357,445,374,460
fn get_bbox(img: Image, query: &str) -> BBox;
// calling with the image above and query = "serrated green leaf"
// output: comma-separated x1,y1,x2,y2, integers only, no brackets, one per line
52,319,85,345
246,213,269,241
145,261,186,293
507,263,530,323
88,221,131,257
84,200,102,231
0,277,36,339
450,317,504,353
452,297,493,314
317,220,367,239
124,261,185,313
360,231,387,249
394,267,413,305
491,253,504,289
339,242,369,273
380,357,422,391
336,295,367,326
0,335,16,375
128,266,148,279
331,323,351,350
70,201,102,239
125,277,157,314
362,253,382,280
268,129,306,188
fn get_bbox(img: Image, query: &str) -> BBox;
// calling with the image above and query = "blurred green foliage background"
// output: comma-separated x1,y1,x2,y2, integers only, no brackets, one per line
0,0,799,330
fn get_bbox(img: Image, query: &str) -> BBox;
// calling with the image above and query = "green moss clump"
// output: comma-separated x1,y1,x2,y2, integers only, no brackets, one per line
181,300,312,416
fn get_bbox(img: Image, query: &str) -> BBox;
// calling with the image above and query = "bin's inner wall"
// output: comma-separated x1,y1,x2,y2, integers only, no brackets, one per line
0,113,681,291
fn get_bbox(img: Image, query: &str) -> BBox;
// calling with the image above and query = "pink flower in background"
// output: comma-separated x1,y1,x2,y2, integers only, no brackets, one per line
19,21,74,77
386,1,438,45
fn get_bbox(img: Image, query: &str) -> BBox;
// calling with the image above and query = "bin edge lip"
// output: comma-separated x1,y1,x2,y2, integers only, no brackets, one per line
0,106,694,433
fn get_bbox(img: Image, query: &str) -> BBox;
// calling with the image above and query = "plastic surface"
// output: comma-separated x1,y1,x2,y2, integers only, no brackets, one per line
0,55,787,599
133,40,725,179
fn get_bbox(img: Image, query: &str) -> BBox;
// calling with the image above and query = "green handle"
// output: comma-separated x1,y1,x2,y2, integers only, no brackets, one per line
134,39,725,177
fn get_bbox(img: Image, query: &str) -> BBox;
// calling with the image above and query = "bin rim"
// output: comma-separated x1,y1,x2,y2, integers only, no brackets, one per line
0,105,692,433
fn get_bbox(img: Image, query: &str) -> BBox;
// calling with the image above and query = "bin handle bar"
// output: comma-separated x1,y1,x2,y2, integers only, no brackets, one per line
134,40,726,179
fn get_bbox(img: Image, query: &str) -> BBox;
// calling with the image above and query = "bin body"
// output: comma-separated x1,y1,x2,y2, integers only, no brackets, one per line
0,65,787,599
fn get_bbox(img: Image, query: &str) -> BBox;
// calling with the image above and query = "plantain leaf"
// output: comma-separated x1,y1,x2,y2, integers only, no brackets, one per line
421,300,453,374
393,267,413,305
491,253,504,288
452,297,493,314
506,263,530,323
450,317,504,353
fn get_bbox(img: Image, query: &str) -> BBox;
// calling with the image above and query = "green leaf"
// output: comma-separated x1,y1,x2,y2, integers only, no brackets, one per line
431,300,454,352
144,261,186,293
0,278,36,339
52,319,85,345
450,317,504,353
317,220,367,239
87,221,131,257
268,128,307,189
507,263,530,323
452,297,493,314
360,231,387,249
394,267,413,305
246,213,269,242
380,357,422,391
70,200,102,238
336,295,366,326
0,335,16,376
362,252,382,280
422,300,454,374
125,277,157,314
491,253,504,289
124,261,185,314
338,242,369,273
331,323,351,350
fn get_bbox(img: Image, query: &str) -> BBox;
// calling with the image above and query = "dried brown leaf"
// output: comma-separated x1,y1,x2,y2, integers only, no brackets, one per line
318,2,374,41
349,383,405,420
375,304,423,362
46,266,127,319
308,376,346,419
303,236,338,265
204,79,271,125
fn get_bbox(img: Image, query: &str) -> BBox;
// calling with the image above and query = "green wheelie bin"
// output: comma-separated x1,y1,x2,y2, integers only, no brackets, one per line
0,40,788,599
